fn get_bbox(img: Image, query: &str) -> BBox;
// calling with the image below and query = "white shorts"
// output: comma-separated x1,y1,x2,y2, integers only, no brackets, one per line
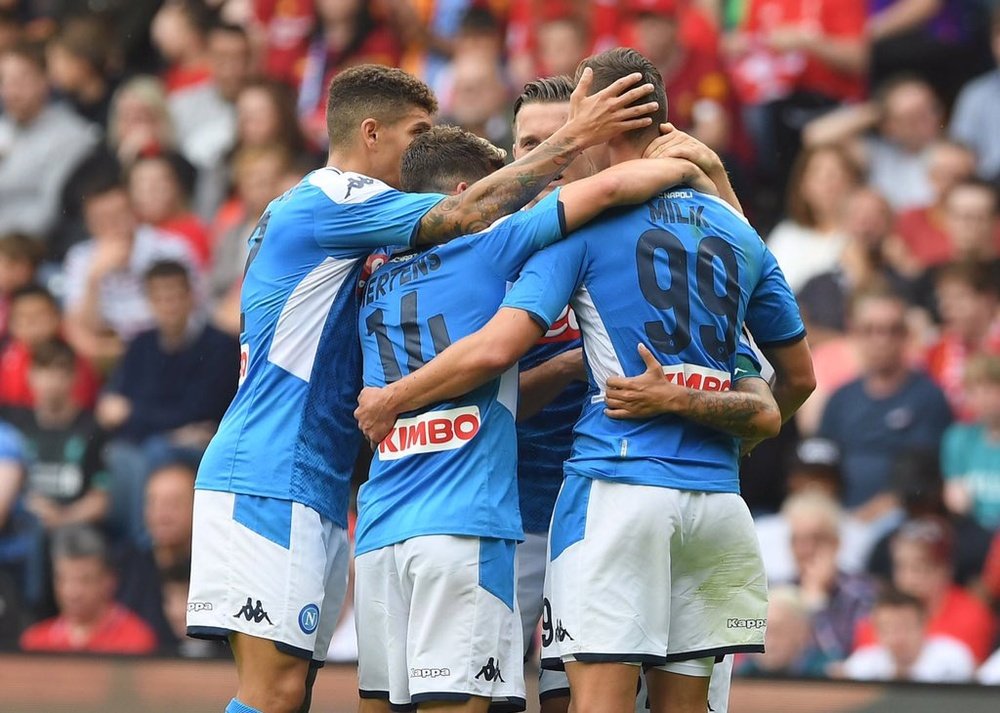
356,535,525,712
516,532,571,701
186,489,350,663
541,477,767,671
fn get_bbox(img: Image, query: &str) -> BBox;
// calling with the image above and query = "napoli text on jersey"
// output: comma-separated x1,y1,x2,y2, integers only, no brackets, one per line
194,168,444,526
502,188,805,493
355,190,567,555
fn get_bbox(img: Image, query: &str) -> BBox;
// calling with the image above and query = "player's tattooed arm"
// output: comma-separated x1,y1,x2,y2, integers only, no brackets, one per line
604,344,781,439
413,68,658,245
355,308,544,444
642,123,744,215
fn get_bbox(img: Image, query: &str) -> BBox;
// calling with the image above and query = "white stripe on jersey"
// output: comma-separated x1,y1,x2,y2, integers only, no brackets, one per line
309,167,390,205
269,256,357,382
571,285,624,394
496,365,519,417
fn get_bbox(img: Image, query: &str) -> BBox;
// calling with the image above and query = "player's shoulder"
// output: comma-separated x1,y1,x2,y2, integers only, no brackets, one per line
304,166,395,207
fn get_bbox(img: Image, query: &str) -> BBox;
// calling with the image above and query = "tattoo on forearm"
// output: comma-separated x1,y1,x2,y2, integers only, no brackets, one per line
686,391,776,438
419,136,579,243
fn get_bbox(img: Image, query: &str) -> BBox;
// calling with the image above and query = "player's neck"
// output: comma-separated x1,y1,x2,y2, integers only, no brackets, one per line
607,140,644,166
326,148,373,177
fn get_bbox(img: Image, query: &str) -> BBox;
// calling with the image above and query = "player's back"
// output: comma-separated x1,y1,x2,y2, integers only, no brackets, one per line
195,167,444,527
355,191,567,554
508,188,803,494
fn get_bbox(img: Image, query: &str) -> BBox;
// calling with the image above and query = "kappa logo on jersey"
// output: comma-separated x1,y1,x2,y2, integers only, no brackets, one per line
474,657,505,682
233,597,273,625
537,305,580,344
344,175,375,199
378,406,481,461
555,620,574,642
727,618,767,629
187,601,213,612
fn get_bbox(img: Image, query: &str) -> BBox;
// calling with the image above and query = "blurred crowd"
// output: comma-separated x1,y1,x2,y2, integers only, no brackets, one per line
0,0,998,687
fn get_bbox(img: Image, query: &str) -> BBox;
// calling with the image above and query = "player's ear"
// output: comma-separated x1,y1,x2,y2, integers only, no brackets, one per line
454,181,469,195
360,118,379,149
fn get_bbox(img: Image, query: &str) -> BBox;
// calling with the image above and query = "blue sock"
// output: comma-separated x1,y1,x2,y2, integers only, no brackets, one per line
226,699,263,713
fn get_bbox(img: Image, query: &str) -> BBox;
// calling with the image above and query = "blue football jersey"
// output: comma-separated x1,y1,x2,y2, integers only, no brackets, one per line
516,311,586,534
355,190,566,555
502,188,805,494
195,168,444,527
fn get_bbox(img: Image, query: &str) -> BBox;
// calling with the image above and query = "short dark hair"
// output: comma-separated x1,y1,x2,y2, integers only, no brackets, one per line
209,21,248,41
934,260,999,297
167,0,216,37
847,282,908,321
145,259,191,287
51,524,112,569
513,75,574,120
4,40,47,72
130,150,198,201
10,283,58,310
31,338,76,371
458,6,501,37
326,64,437,149
49,16,118,75
79,170,127,206
874,586,925,616
400,126,506,194
574,48,666,146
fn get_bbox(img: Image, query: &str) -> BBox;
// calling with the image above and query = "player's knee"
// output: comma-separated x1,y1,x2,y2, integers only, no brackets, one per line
238,667,307,713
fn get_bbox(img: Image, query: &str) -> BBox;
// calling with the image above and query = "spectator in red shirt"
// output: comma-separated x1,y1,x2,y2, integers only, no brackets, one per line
150,0,213,95
895,140,978,270
19,524,156,654
253,0,315,84
0,286,100,410
854,516,997,662
535,7,591,79
925,263,1000,421
128,151,211,266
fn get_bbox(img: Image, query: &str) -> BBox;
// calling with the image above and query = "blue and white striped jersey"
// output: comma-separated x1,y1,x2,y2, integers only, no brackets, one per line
195,168,444,527
502,188,805,494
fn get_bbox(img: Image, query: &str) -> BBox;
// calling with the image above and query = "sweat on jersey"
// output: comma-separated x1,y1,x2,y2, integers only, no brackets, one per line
502,188,805,494
195,168,444,527
354,190,567,556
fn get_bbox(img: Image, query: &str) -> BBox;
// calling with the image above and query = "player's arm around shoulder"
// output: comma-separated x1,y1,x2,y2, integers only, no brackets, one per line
604,344,781,440
558,157,718,231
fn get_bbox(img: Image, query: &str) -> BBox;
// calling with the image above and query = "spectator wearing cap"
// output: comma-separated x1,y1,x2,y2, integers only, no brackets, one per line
818,287,952,523
127,151,211,266
839,588,975,683
756,437,876,583
942,355,1000,530
855,516,997,662
628,0,738,158
865,449,992,589
0,41,99,240
19,524,156,654
96,260,236,542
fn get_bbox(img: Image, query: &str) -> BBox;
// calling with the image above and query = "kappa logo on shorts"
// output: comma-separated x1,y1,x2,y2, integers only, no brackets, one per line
187,601,214,612
344,175,375,199
299,603,320,634
555,620,574,642
727,618,767,629
475,657,504,683
410,667,451,678
234,597,273,625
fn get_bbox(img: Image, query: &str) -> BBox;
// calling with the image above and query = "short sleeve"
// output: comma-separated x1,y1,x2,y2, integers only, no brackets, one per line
745,246,807,348
733,337,763,382
940,425,965,480
501,236,587,330
309,170,445,252
470,188,567,281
